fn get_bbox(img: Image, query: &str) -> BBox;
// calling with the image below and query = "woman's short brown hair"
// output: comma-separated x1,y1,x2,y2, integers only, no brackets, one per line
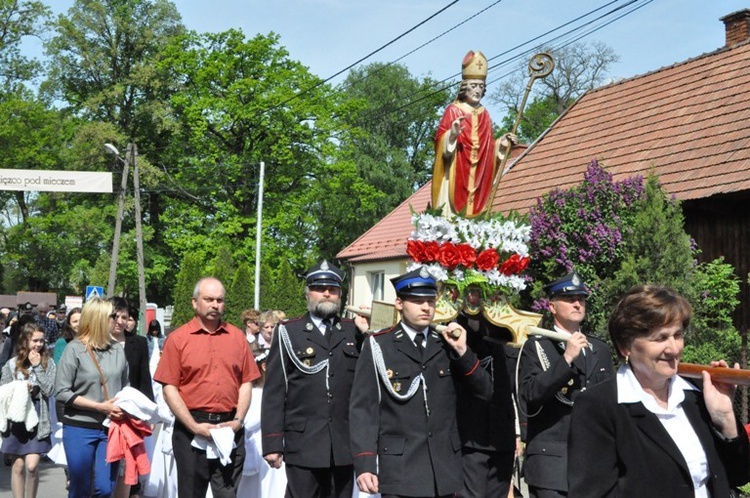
608,285,692,359
241,309,261,325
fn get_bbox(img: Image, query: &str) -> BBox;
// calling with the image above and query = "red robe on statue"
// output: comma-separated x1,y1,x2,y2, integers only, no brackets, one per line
432,101,498,218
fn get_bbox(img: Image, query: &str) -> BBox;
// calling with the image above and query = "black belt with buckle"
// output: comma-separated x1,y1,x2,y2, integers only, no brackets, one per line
189,409,236,423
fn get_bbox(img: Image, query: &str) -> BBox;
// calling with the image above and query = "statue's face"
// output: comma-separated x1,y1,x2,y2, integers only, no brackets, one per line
464,79,485,105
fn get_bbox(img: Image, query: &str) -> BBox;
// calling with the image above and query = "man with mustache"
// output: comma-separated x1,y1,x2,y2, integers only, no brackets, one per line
155,277,260,498
349,267,493,498
262,260,369,498
517,272,614,497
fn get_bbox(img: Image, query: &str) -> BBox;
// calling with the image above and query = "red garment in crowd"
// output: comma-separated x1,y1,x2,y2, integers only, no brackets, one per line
153,316,259,412
106,417,153,485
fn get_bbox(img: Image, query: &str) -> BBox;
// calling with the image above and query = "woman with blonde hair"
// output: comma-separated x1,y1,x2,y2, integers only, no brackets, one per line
258,310,281,350
55,298,129,498
1,322,56,498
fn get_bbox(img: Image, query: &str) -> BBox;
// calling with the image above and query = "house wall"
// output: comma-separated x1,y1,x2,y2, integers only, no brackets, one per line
347,259,409,308
683,195,750,335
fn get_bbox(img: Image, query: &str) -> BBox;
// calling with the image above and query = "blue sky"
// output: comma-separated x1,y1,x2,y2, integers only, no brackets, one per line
27,0,749,116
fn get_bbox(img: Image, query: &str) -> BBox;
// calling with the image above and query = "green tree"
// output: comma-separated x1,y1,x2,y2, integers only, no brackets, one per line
0,0,50,91
44,0,183,136
156,29,341,270
44,0,185,304
319,63,452,258
209,246,235,288
683,258,742,365
258,261,274,311
170,251,205,328
605,175,695,309
273,258,306,317
228,262,254,326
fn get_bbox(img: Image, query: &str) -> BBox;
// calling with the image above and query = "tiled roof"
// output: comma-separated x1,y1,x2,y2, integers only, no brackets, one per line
339,40,750,263
492,41,750,214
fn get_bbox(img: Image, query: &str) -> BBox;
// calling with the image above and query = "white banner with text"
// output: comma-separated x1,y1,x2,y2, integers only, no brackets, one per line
0,169,113,193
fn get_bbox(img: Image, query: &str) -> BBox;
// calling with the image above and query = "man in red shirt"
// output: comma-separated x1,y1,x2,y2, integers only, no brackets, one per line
155,277,260,498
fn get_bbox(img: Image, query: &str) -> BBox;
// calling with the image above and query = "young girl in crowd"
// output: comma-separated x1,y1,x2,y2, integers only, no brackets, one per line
53,307,82,365
1,322,56,498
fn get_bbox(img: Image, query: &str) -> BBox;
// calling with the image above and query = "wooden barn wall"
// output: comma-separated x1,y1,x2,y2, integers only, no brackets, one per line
683,196,750,335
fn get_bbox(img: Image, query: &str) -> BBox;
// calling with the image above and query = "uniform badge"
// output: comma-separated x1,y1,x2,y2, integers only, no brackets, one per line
321,260,330,270
392,381,402,392
419,266,430,278
561,387,568,394
571,273,581,286
386,369,394,379
567,379,574,386
304,359,311,366
439,369,445,376
306,347,314,355
336,323,341,330
305,323,313,331
346,342,354,346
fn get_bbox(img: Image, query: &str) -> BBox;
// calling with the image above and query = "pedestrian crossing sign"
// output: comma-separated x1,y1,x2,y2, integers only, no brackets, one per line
85,285,105,301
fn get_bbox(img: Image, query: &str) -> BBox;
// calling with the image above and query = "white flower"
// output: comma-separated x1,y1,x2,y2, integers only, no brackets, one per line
410,212,531,294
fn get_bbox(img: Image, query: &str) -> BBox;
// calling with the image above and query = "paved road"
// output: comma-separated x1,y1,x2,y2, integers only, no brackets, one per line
0,453,68,497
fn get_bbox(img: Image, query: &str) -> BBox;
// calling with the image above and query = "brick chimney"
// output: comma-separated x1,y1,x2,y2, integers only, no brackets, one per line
720,9,750,47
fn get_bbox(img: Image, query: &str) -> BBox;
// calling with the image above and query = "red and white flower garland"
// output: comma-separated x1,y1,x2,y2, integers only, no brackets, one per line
406,212,531,295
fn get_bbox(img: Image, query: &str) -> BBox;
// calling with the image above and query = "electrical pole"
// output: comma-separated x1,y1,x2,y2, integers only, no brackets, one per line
254,161,265,310
107,146,131,297
132,143,147,334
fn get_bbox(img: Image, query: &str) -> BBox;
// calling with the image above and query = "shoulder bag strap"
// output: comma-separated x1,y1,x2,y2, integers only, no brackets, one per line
86,345,110,400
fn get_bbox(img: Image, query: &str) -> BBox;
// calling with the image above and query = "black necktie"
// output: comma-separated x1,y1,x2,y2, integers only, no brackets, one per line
323,319,332,344
415,331,426,353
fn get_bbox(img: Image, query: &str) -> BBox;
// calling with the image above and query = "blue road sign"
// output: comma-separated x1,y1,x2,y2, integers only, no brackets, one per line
85,285,105,301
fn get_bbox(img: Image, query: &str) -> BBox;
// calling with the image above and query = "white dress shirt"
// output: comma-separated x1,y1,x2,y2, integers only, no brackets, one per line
617,364,709,497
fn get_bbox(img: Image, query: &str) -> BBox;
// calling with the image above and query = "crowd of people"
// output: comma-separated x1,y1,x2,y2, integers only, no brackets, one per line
1,263,749,498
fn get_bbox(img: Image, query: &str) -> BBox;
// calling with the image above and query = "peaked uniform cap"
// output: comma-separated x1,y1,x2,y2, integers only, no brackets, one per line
544,272,589,299
306,260,344,288
391,267,438,297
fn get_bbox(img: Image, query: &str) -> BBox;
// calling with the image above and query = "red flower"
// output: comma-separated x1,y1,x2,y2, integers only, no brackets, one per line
423,241,440,262
475,248,500,271
437,242,461,270
407,239,426,262
456,244,477,268
518,256,530,272
499,254,530,275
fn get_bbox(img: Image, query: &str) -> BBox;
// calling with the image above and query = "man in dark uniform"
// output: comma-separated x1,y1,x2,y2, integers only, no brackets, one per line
261,260,369,498
456,315,518,497
517,272,614,497
350,268,492,498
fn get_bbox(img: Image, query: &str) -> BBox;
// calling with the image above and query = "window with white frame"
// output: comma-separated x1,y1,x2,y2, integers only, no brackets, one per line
369,271,385,301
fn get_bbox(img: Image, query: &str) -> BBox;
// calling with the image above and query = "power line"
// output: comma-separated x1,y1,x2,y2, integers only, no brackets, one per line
354,0,650,125
261,0,462,115
337,0,506,93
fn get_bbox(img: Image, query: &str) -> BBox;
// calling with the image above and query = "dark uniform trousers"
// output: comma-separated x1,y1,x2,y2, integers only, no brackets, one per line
262,314,363,498
518,335,613,497
172,418,245,498
456,315,518,498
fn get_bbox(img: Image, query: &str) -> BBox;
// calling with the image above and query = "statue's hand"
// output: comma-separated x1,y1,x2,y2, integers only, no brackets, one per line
499,132,518,148
449,116,467,142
